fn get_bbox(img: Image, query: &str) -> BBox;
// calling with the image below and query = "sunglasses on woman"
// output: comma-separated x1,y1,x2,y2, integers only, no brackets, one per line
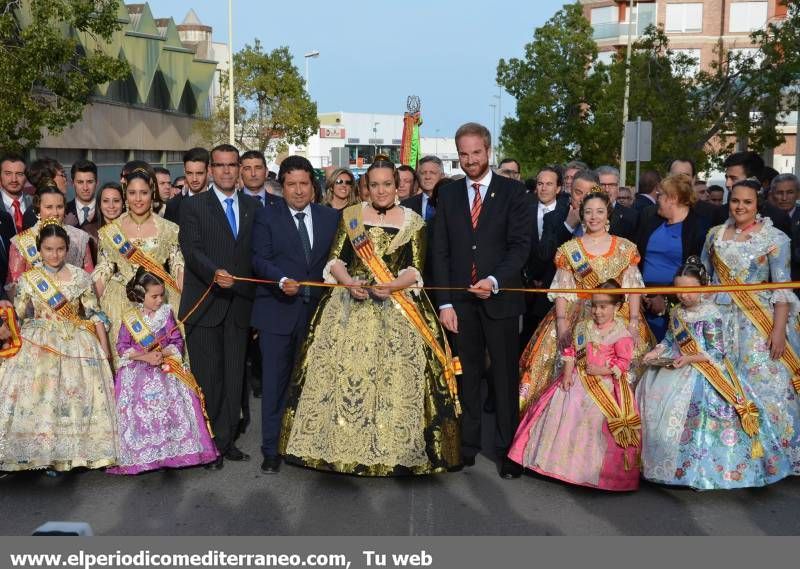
335,178,354,186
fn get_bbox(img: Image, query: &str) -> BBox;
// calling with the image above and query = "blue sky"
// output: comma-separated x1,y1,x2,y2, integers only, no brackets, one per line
145,0,568,137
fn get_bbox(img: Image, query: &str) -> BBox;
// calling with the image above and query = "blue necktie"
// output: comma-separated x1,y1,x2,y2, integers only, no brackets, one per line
424,200,435,222
224,198,237,237
257,195,264,206
574,223,584,237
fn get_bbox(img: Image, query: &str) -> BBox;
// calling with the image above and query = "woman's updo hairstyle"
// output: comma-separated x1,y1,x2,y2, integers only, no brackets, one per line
123,164,157,198
579,187,612,222
730,178,762,199
35,219,70,250
365,156,400,188
675,255,709,286
125,266,165,304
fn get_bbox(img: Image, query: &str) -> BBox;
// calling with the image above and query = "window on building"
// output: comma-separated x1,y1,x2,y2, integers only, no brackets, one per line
730,2,768,32
590,6,617,24
670,48,702,77
665,3,703,33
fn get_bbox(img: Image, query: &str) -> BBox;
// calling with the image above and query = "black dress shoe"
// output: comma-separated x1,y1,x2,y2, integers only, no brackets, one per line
499,457,522,479
204,456,224,470
223,446,251,462
261,455,281,474
462,455,476,467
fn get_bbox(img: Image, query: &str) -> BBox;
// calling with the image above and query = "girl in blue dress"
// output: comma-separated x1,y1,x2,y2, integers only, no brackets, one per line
638,257,792,489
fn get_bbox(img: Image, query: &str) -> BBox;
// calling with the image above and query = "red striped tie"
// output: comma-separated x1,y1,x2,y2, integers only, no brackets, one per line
470,183,482,284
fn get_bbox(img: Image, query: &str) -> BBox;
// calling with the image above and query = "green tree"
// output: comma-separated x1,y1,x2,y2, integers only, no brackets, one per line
0,0,128,152
498,1,800,178
496,2,601,175
196,40,319,154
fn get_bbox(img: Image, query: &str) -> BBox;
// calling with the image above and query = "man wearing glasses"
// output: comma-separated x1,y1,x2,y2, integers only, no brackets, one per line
497,158,521,181
595,165,638,241
180,143,258,470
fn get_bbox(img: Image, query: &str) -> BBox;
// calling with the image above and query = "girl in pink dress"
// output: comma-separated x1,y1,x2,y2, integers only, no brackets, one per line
508,280,640,491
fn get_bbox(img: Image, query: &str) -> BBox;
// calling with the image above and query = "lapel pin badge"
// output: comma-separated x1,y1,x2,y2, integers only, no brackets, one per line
490,193,495,198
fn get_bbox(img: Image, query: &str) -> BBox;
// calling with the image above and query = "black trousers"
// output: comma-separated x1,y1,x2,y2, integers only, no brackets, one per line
186,317,249,454
453,300,520,458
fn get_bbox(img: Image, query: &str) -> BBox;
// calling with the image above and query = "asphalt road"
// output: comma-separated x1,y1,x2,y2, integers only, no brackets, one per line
2,399,799,536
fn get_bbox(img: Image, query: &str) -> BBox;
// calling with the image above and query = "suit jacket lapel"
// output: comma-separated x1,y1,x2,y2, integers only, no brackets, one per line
235,196,253,243
282,204,308,266
475,176,499,233
206,191,236,243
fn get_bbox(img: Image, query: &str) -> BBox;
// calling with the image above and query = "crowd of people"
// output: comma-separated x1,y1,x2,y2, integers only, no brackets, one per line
0,120,799,493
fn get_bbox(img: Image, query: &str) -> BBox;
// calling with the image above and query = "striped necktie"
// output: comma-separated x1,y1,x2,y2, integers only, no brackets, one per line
470,183,482,284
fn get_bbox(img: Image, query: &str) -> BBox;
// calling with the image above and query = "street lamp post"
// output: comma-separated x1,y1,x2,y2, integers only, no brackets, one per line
304,50,320,95
227,0,234,145
373,122,380,162
489,103,497,166
619,0,636,184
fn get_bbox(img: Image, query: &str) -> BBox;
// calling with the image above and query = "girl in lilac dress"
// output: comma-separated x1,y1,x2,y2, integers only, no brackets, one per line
107,268,217,475
508,280,640,491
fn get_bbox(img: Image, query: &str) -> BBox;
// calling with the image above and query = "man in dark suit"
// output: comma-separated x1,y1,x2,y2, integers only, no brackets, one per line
596,165,638,240
251,156,340,474
432,122,532,479
633,170,661,211
1,153,33,234
165,147,209,225
65,159,98,229
0,208,15,300
521,165,568,349
767,173,800,281
179,143,257,469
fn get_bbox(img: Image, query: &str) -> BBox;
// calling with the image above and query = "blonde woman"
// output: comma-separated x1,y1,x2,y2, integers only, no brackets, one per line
323,168,358,210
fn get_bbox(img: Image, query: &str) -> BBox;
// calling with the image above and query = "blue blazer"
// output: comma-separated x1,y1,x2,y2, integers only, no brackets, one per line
250,201,341,334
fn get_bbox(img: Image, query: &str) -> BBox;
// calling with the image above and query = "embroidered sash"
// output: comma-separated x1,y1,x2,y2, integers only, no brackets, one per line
0,306,22,358
573,321,640,467
15,228,40,266
562,239,602,289
342,205,462,414
711,248,800,393
24,268,96,336
121,307,213,435
670,311,763,457
100,222,179,292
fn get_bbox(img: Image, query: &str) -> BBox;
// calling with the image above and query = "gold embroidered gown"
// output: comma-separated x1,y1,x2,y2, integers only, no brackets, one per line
92,214,184,368
518,236,654,414
0,265,118,471
279,208,461,475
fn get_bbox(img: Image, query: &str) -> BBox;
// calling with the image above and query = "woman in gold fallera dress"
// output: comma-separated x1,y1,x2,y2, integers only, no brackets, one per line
279,160,461,475
518,189,654,415
92,167,184,368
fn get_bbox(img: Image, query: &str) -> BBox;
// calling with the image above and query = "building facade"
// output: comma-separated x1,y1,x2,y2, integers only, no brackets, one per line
294,112,464,176
31,2,220,182
581,0,796,172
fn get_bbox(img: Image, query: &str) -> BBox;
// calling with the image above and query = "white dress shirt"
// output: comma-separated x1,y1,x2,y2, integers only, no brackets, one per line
243,187,267,206
537,200,557,239
287,203,314,249
439,170,498,311
212,185,240,229
1,189,27,216
75,197,95,224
